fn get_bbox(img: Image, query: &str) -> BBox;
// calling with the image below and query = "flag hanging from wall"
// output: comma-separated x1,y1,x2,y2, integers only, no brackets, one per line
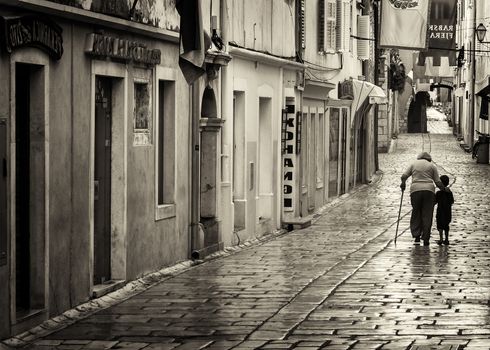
417,0,457,77
176,0,206,85
379,0,431,50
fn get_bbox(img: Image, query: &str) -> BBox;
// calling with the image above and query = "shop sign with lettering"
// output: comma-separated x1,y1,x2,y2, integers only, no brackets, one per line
282,104,296,212
85,33,161,66
1,15,63,60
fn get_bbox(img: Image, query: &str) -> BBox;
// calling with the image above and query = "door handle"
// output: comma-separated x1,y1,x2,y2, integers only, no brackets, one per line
2,158,6,178
94,180,99,200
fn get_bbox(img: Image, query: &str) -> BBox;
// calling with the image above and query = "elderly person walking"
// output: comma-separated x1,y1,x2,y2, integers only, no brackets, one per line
400,152,447,246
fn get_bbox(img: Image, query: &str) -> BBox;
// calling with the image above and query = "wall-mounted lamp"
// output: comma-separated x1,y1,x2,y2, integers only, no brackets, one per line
476,23,490,43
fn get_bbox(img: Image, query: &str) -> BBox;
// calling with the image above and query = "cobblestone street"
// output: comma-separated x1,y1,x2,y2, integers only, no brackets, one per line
11,123,490,349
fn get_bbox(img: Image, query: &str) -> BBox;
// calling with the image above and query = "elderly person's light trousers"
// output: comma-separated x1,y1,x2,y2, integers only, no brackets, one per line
410,190,435,241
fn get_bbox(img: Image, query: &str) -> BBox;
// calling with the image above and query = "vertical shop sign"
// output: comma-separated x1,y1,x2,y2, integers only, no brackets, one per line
282,104,295,211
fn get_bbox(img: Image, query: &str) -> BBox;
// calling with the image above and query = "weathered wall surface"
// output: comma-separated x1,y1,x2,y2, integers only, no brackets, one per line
126,42,189,279
47,0,180,30
224,0,296,57
0,6,190,334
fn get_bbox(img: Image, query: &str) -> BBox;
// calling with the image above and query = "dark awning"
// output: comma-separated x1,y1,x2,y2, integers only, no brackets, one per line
476,84,490,97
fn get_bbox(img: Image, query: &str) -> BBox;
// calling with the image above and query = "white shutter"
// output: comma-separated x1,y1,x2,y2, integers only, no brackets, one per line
335,0,350,51
357,15,370,60
343,1,350,51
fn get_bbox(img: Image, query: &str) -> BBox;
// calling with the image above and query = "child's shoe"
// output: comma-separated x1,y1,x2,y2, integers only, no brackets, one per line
443,240,449,245
437,240,443,245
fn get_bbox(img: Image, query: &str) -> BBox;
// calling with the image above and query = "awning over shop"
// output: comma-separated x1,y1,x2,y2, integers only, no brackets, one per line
476,84,490,97
352,80,387,112
476,80,490,120
338,79,388,113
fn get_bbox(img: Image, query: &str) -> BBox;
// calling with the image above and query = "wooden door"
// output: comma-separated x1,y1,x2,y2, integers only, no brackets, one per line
94,77,112,284
356,119,365,184
328,108,339,198
339,108,348,195
15,65,31,312
0,120,6,267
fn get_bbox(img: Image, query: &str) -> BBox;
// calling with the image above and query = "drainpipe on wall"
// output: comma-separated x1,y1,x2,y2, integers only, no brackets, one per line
220,0,233,242
470,0,476,148
220,1,231,184
373,0,380,171
190,82,202,260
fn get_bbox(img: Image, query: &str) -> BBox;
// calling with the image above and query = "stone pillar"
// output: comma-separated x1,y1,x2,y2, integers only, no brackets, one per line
199,117,224,255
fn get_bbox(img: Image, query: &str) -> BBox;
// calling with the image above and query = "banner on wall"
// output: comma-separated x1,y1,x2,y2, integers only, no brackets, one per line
176,0,206,84
379,0,431,50
417,0,457,77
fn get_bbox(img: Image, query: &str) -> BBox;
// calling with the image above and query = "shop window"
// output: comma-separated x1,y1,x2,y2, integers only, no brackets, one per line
155,78,176,220
134,81,152,146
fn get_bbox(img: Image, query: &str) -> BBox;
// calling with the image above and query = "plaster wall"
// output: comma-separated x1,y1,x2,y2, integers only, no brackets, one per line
0,9,190,337
46,0,180,31
225,57,283,243
303,0,363,84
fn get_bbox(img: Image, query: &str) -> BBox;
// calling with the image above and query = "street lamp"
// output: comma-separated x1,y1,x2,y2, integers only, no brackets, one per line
476,23,490,43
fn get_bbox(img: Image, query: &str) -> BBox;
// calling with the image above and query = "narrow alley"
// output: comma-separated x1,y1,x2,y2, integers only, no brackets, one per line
4,118,488,349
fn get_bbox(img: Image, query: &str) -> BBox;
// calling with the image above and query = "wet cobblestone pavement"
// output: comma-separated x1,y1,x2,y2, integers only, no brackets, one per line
15,128,490,349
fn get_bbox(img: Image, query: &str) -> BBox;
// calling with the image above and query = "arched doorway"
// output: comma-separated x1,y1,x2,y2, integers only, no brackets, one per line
199,86,223,255
407,91,431,133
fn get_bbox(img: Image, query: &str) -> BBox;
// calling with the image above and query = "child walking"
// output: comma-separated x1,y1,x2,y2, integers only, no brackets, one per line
436,175,454,245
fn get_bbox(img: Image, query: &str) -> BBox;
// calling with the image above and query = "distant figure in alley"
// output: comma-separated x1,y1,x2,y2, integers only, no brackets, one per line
400,152,447,246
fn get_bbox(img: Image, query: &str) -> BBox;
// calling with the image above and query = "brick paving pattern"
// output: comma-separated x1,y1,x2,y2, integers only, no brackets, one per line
11,127,490,349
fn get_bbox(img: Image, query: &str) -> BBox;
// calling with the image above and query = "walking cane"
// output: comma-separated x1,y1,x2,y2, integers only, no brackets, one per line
394,189,404,246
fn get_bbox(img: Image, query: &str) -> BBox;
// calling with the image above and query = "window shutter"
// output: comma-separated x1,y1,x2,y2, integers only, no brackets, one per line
357,15,370,60
335,0,342,50
299,0,306,49
335,0,350,51
343,1,350,51
318,0,326,52
326,0,336,51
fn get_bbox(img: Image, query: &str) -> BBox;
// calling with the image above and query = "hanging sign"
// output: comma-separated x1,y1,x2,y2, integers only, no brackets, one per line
85,33,161,66
418,0,457,71
379,0,430,50
282,104,296,212
1,15,63,60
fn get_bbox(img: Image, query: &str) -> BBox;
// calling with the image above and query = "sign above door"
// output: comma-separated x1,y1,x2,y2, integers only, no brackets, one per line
1,15,63,60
